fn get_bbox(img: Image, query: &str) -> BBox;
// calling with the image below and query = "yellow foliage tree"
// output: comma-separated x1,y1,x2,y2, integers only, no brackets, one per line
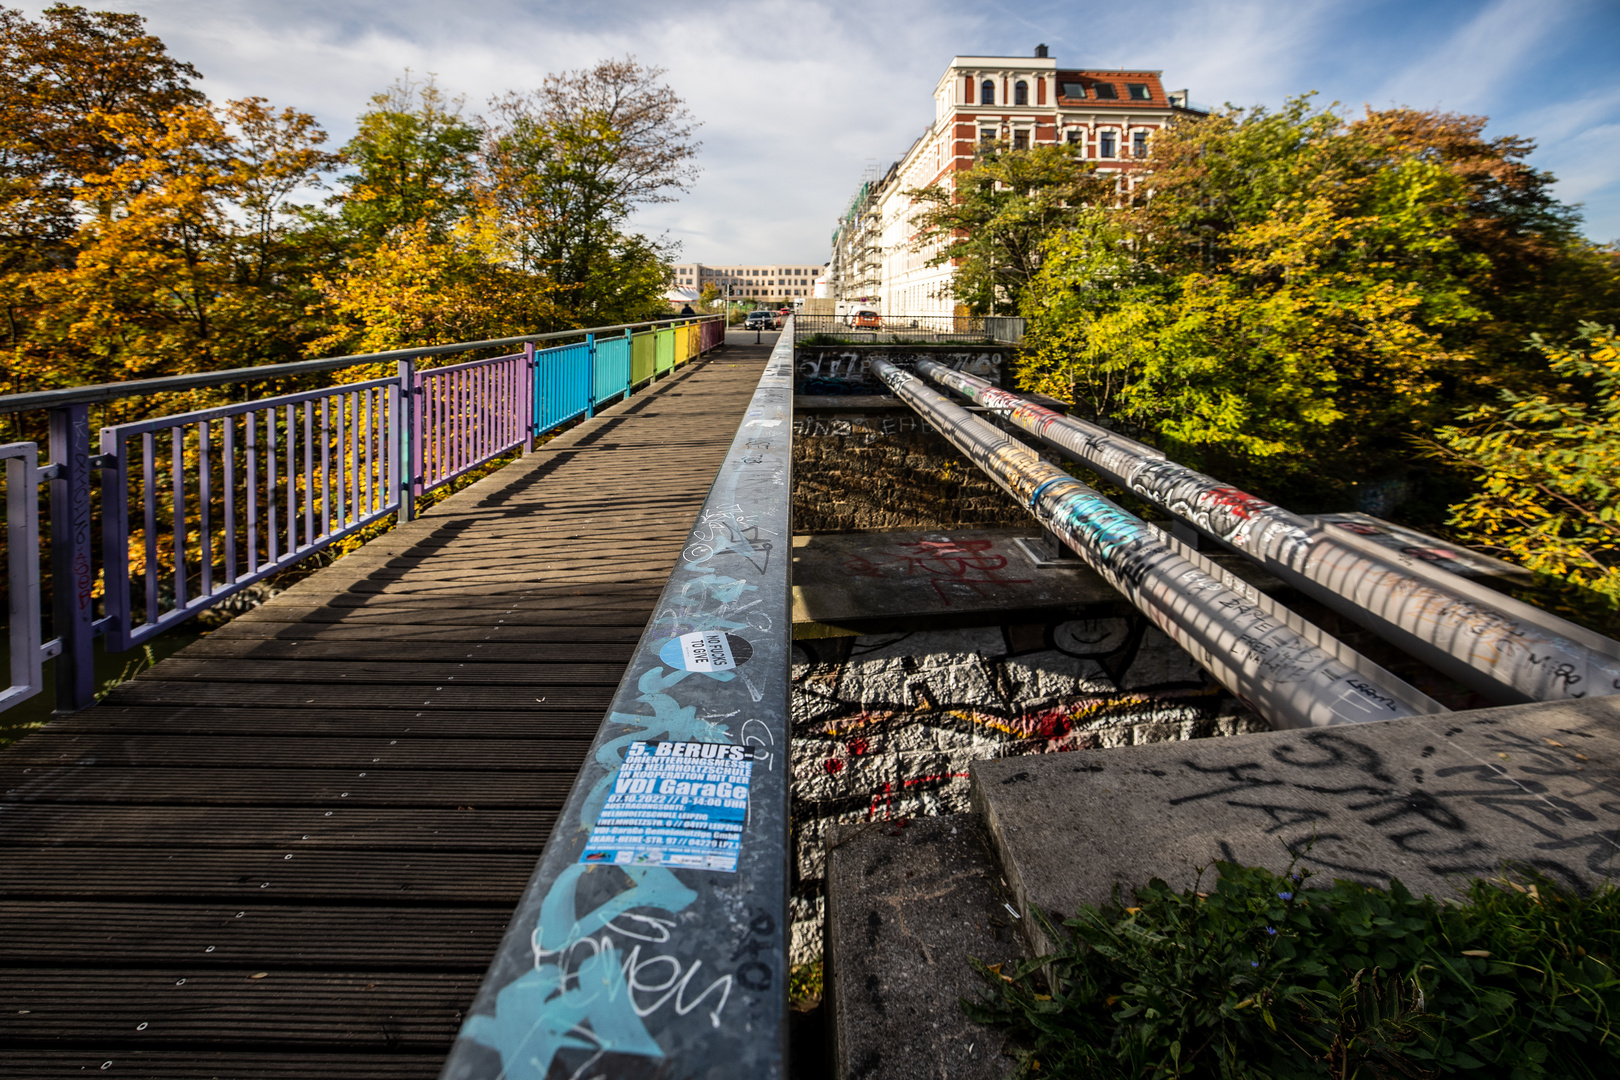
1429,324,1620,621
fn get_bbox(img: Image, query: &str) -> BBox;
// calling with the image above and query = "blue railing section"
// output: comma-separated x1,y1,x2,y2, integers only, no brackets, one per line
593,331,633,407
533,339,593,433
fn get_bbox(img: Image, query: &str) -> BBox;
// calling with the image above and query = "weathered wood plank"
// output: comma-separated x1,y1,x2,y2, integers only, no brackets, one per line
1,767,577,806
0,733,595,769
0,805,552,850
0,848,537,902
132,659,626,686
0,902,511,967
0,345,771,1071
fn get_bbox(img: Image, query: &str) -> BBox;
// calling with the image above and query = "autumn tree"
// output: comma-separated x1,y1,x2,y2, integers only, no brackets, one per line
1427,323,1620,627
1019,96,1620,511
907,141,1108,315
480,57,697,327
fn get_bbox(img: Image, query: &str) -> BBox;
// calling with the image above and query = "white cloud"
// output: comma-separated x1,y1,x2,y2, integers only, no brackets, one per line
9,0,1619,250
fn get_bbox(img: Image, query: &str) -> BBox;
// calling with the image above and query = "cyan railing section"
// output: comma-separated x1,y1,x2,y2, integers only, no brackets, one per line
0,314,725,713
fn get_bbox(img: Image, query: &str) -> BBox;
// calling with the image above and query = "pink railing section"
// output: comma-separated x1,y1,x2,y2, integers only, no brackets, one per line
412,350,532,496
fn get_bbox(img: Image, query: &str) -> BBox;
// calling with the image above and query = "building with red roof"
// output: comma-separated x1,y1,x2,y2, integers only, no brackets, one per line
828,46,1204,316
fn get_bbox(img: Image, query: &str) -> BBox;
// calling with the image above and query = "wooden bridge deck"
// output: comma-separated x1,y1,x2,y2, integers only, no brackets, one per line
0,336,774,1078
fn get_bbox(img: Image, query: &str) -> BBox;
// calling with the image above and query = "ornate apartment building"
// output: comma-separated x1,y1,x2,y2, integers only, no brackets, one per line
829,47,1201,315
669,262,826,303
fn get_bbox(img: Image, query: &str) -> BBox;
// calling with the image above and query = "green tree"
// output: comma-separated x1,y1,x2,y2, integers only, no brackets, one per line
907,141,1107,315
1428,323,1620,623
1020,97,1620,509
332,72,481,244
482,57,696,327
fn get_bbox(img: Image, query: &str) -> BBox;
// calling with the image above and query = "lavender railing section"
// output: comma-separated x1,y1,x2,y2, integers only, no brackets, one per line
2,441,47,709
415,351,531,496
99,378,404,650
0,315,723,713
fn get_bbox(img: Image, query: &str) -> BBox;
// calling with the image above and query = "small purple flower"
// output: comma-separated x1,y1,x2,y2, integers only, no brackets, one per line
1278,892,1293,901
1265,927,1277,936
1250,961,1259,967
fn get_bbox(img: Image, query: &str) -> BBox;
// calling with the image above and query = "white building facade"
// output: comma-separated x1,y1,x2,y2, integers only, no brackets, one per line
831,48,1198,316
668,262,827,304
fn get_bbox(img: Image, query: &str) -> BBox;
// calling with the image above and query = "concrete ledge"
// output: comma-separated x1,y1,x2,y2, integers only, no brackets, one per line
826,815,1020,1080
971,697,1620,957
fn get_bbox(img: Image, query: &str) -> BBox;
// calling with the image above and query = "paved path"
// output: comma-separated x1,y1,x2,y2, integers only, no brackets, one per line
0,335,774,1078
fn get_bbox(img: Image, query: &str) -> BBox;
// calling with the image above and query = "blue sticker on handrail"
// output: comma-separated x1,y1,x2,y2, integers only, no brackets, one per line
580,740,755,872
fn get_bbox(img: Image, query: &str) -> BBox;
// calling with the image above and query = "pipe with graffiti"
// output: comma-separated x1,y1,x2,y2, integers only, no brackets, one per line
915,361,1620,706
868,358,1441,731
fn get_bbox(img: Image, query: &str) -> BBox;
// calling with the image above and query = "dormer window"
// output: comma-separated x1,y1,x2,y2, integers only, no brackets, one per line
980,79,995,105
1060,82,1086,99
1127,83,1151,101
1093,82,1119,100
1014,80,1028,106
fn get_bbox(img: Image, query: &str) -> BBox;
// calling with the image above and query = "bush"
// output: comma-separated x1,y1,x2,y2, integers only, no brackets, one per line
968,861,1620,1077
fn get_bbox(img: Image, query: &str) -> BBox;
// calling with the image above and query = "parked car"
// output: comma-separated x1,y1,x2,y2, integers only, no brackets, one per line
743,310,775,330
850,310,881,329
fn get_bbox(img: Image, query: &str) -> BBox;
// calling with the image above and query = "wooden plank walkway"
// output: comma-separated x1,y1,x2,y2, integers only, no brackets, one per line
0,335,775,1078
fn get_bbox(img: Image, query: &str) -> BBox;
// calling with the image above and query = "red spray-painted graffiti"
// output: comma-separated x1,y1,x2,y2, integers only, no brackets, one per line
841,538,1033,606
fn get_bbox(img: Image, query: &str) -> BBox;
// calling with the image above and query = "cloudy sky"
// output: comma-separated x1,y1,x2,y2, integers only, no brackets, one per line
23,0,1620,264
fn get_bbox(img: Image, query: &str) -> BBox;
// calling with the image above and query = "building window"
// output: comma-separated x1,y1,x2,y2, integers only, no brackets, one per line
1013,130,1029,150
980,128,996,146
1100,131,1116,158
1093,82,1118,100
1065,130,1082,145
1060,81,1085,99
980,79,995,105
1133,131,1148,157
1127,83,1151,101
1014,80,1028,106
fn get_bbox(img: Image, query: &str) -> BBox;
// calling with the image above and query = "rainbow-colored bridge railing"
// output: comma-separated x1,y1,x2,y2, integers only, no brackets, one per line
0,315,725,713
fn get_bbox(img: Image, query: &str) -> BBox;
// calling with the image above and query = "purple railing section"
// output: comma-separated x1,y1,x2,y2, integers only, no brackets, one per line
99,378,403,649
413,351,532,496
0,315,724,713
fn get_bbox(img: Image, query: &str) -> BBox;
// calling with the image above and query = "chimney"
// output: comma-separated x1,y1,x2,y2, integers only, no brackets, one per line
1035,44,1048,58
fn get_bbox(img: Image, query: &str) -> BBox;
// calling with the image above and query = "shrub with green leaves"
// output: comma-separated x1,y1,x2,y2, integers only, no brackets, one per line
967,861,1620,1078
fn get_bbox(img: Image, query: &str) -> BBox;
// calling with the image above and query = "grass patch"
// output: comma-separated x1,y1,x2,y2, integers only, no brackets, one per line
968,860,1620,1078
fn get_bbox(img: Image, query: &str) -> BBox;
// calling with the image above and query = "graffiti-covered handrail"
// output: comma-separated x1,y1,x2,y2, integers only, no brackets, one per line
915,361,1620,706
0,315,724,714
871,357,1443,730
441,321,794,1080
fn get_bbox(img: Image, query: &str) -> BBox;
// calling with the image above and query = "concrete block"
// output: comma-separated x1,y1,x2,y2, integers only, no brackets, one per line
826,814,1021,1080
972,697,1620,957
792,530,1119,627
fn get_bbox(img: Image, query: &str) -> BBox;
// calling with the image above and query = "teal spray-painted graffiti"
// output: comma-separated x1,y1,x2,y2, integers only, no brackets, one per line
460,550,765,1078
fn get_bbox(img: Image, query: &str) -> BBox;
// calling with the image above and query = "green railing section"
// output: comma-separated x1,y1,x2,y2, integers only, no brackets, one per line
655,327,676,375
631,330,656,385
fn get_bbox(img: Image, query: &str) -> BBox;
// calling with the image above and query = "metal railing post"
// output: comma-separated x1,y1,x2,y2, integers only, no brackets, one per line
585,332,596,418
48,403,95,712
396,358,415,522
623,329,633,398
522,343,536,453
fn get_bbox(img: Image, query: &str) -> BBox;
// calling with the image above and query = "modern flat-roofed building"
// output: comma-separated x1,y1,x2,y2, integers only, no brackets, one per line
668,263,829,304
828,46,1203,316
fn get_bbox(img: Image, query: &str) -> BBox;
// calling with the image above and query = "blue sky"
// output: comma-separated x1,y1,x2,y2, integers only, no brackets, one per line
20,0,1620,263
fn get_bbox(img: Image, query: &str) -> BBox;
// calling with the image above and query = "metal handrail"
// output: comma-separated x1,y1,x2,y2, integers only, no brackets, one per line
442,317,793,1080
